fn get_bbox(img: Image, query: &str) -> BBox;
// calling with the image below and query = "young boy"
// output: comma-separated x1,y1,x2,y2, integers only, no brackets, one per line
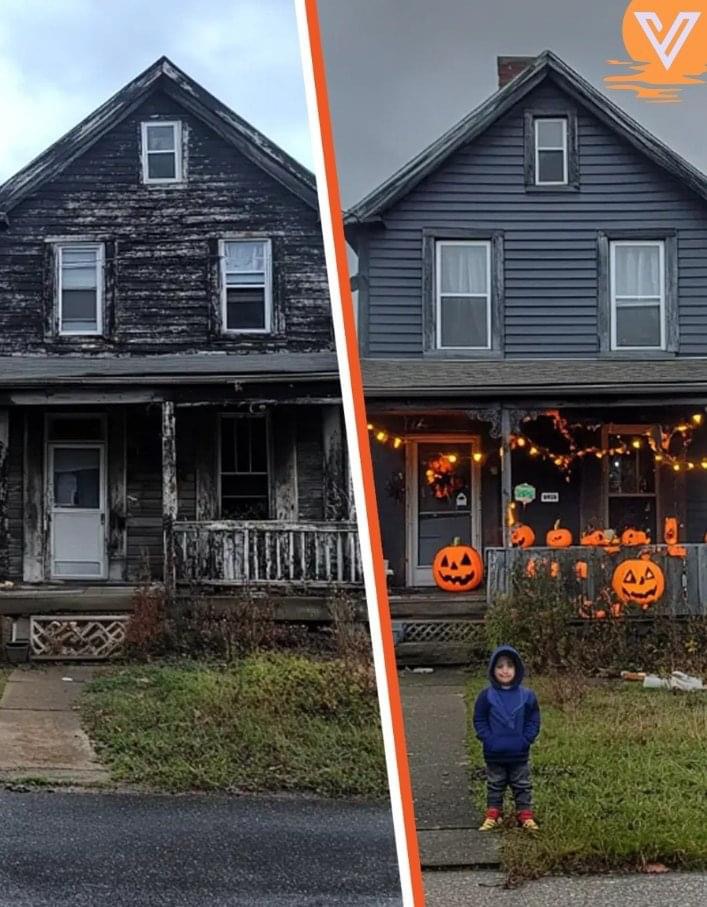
473,645,540,831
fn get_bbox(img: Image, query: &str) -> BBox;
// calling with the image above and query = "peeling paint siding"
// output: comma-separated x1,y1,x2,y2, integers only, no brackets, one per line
0,92,331,355
296,408,324,521
8,410,23,579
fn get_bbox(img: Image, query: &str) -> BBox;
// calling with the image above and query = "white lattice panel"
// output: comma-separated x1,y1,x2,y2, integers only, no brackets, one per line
401,621,482,644
30,614,128,660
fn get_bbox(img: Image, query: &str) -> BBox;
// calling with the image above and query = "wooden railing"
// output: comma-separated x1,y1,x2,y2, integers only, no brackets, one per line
173,521,363,587
486,545,707,616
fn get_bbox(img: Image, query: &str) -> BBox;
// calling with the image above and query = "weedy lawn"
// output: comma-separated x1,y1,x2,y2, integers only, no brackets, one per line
81,653,386,798
466,675,707,879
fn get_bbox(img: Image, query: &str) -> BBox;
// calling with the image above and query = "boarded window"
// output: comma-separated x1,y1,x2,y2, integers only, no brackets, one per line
220,416,269,518
57,245,102,334
221,239,271,332
611,242,664,349
142,121,182,183
534,118,567,185
435,241,490,349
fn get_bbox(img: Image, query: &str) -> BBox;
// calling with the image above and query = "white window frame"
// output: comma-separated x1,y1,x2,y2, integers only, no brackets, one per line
610,240,666,351
534,117,568,186
141,120,182,184
56,242,104,336
435,240,491,350
217,413,272,520
219,238,272,335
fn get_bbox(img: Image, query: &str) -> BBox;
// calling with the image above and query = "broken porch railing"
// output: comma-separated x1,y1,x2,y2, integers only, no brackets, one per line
172,520,363,587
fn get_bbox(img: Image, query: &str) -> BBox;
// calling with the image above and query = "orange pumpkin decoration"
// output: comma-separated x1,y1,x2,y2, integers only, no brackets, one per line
581,529,610,546
432,538,484,592
526,558,559,578
664,517,679,545
511,524,535,548
611,556,665,608
546,520,572,548
667,544,687,558
575,560,588,580
621,528,649,546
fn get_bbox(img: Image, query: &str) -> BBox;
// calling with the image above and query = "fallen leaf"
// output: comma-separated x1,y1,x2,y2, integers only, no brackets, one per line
644,863,669,874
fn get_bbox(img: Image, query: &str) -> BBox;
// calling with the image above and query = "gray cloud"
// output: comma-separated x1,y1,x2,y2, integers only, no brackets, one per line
318,0,707,207
0,0,311,181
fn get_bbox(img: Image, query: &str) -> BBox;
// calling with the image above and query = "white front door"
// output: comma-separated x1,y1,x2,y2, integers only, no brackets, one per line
49,443,106,579
406,437,481,586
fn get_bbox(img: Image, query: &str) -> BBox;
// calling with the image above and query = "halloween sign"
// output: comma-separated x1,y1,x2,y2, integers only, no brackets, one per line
432,538,484,592
611,556,665,608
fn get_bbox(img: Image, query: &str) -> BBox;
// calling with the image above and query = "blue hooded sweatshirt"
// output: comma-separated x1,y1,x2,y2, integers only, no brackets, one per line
473,645,540,765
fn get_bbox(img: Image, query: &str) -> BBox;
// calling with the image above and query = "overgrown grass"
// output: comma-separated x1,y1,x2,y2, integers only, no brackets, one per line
0,669,7,700
467,675,707,879
81,654,386,799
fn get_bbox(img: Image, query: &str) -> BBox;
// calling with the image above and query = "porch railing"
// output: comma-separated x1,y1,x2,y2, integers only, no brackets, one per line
173,520,362,587
486,545,707,616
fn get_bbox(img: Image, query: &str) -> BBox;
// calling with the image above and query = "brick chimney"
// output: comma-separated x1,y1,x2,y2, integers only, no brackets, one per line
497,56,535,89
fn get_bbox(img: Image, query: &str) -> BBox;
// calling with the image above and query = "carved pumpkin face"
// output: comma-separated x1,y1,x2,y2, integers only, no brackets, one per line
432,541,483,592
511,524,535,548
546,520,572,548
612,557,665,607
581,530,609,546
664,518,678,545
621,528,649,546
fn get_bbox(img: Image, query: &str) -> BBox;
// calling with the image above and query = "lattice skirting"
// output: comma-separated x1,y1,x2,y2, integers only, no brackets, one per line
397,620,483,644
30,614,129,660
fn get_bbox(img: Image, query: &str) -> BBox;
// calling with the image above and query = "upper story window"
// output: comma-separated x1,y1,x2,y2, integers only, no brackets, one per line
56,243,103,335
141,121,182,184
220,239,272,334
610,241,665,350
534,118,567,185
435,240,491,349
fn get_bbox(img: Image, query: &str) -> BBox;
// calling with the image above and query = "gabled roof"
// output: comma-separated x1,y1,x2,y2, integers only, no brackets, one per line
345,50,707,227
0,57,317,214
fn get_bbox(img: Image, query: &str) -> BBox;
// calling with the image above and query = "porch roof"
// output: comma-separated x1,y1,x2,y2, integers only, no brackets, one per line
362,357,707,398
0,352,339,386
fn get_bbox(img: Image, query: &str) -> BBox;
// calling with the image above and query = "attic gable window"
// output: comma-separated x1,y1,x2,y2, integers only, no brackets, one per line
56,243,103,335
141,121,182,183
220,239,272,334
524,111,578,190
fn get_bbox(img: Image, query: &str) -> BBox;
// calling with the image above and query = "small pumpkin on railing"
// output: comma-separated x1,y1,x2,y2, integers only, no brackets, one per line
511,523,535,548
621,528,650,546
432,537,484,592
581,529,610,546
546,520,572,548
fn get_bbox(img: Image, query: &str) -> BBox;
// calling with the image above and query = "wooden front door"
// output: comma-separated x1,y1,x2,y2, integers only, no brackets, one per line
406,437,481,586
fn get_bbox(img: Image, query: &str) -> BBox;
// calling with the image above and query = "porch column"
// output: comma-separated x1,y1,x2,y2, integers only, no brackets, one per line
322,405,346,520
162,401,177,596
273,409,298,520
500,407,513,547
23,411,44,582
0,410,9,578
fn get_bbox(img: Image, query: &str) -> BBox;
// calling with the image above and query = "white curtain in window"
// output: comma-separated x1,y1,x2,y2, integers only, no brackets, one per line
615,245,660,297
225,241,265,273
440,244,487,295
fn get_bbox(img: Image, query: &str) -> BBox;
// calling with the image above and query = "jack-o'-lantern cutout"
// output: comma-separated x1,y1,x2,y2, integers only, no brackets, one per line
664,517,679,545
581,529,610,546
611,556,665,608
526,558,559,578
621,528,649,546
575,560,588,580
546,520,572,548
511,524,535,548
432,538,483,592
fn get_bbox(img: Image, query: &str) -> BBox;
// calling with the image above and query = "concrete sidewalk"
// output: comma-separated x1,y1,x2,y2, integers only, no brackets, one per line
400,667,499,869
0,665,110,784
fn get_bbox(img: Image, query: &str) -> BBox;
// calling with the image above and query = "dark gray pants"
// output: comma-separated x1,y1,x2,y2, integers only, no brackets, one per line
485,761,532,810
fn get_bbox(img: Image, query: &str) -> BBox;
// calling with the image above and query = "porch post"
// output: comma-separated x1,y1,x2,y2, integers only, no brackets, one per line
322,405,346,520
162,401,177,597
500,406,513,547
0,410,9,578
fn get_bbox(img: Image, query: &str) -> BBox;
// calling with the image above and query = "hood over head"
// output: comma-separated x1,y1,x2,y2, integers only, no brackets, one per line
488,645,525,688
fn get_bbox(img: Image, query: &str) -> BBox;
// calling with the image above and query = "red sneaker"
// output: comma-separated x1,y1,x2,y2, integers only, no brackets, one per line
479,808,503,831
516,810,539,831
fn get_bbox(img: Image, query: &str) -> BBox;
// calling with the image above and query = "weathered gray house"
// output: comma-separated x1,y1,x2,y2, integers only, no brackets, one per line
346,52,707,656
0,58,358,658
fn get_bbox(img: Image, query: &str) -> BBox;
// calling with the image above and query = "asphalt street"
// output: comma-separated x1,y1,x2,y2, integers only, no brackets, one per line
425,868,707,906
0,789,402,906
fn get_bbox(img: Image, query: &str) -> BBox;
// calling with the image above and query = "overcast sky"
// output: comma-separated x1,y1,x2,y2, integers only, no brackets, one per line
0,0,311,183
318,0,707,207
